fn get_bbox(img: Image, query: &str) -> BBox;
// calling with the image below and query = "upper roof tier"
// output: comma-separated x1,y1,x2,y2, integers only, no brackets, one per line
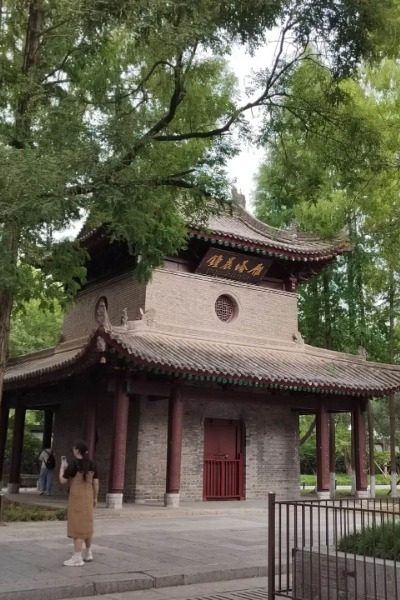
190,205,349,262
79,202,349,264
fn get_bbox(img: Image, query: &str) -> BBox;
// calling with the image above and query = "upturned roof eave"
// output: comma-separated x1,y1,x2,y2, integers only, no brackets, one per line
189,229,349,262
6,327,397,399
190,205,350,261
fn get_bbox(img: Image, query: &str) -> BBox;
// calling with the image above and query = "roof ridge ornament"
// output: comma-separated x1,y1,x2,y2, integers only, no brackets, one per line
231,185,246,209
121,308,128,328
137,307,156,328
358,346,368,360
95,297,112,331
292,331,304,345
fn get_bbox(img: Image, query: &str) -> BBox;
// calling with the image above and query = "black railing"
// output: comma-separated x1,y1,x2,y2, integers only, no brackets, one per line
268,493,400,600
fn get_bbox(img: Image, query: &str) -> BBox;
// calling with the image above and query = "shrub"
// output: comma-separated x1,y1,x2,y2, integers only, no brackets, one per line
1,501,66,522
338,522,400,560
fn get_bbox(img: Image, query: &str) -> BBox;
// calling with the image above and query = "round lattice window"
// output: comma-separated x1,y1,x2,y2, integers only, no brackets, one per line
215,295,237,322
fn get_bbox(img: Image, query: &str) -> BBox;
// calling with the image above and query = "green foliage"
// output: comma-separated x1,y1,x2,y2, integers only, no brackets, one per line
0,0,396,297
299,414,351,474
9,299,63,357
339,522,400,560
255,56,400,366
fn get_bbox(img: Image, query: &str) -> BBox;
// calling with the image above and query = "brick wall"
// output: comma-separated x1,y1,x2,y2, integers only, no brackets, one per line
145,269,298,344
132,396,169,503
180,392,300,501
62,273,146,340
133,388,299,503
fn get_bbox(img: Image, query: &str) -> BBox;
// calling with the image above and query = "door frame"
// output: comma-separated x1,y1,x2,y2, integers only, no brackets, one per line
202,418,246,500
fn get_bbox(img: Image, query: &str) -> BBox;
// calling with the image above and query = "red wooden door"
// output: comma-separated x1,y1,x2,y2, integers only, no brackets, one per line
203,419,244,500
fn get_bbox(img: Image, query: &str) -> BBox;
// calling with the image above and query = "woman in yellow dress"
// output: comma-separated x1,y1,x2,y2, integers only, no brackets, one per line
59,440,99,567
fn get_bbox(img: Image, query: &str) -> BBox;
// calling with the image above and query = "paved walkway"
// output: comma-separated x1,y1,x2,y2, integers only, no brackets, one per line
0,494,271,600
74,577,270,600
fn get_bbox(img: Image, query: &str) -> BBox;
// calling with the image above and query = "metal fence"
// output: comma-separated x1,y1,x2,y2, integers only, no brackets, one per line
268,493,400,600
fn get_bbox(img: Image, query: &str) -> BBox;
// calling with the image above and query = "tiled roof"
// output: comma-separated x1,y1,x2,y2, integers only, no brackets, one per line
4,339,92,387
7,327,400,397
191,206,349,261
103,327,400,397
78,207,348,262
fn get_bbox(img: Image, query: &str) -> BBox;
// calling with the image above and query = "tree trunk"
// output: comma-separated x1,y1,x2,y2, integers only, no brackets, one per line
347,217,357,346
388,269,397,497
322,268,333,350
0,289,14,407
0,224,19,409
299,416,316,446
0,0,43,409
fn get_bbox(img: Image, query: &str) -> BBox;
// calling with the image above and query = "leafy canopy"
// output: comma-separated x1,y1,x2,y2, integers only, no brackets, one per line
0,0,396,293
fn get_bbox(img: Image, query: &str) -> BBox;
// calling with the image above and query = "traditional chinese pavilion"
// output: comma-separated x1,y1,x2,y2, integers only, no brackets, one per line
2,197,400,508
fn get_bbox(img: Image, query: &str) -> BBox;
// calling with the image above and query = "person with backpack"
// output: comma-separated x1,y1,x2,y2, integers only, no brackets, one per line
38,447,56,495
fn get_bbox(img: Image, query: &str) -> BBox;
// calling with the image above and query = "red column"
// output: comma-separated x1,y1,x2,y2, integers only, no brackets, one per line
8,405,26,493
353,403,368,494
42,409,53,449
84,396,97,460
107,377,130,506
165,388,184,505
0,403,9,482
316,403,330,494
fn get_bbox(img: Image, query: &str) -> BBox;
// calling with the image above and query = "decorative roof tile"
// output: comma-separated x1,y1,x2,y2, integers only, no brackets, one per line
103,328,400,397
7,327,400,398
191,206,349,261
4,340,93,386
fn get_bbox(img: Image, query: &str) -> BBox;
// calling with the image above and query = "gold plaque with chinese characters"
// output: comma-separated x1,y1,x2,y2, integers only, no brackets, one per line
196,248,272,283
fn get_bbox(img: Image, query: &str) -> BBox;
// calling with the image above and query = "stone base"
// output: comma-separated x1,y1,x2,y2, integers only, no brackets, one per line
7,482,20,494
316,490,330,500
355,489,369,499
369,476,376,498
106,492,123,509
164,493,180,508
329,473,336,498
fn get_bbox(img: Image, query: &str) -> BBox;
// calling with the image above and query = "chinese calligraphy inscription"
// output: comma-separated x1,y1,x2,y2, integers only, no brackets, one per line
196,248,271,283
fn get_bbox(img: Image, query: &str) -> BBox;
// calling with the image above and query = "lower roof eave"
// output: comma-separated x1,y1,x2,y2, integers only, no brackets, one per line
104,349,399,400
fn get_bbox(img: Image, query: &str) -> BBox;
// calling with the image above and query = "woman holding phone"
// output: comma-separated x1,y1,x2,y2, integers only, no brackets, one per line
59,440,99,567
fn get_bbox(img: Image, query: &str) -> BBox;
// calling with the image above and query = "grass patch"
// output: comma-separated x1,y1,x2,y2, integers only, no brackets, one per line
338,522,400,560
300,474,399,487
300,489,397,498
1,501,67,522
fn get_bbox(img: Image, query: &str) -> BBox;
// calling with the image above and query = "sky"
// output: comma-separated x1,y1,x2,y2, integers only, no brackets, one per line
225,37,283,210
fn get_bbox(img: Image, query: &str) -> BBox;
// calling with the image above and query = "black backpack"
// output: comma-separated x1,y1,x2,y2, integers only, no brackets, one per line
45,452,56,470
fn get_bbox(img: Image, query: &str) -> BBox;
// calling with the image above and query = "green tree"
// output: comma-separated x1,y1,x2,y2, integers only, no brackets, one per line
255,57,400,493
9,299,63,358
0,0,396,410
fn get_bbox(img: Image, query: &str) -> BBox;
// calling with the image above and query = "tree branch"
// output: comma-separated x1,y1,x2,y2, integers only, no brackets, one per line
116,51,187,167
300,417,316,446
151,24,309,143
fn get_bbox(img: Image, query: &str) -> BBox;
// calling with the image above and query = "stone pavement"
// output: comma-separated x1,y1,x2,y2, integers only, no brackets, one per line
0,496,271,600
74,576,270,600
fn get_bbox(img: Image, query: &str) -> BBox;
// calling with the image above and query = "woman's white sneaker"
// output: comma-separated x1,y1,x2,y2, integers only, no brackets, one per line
83,549,93,562
63,555,85,567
